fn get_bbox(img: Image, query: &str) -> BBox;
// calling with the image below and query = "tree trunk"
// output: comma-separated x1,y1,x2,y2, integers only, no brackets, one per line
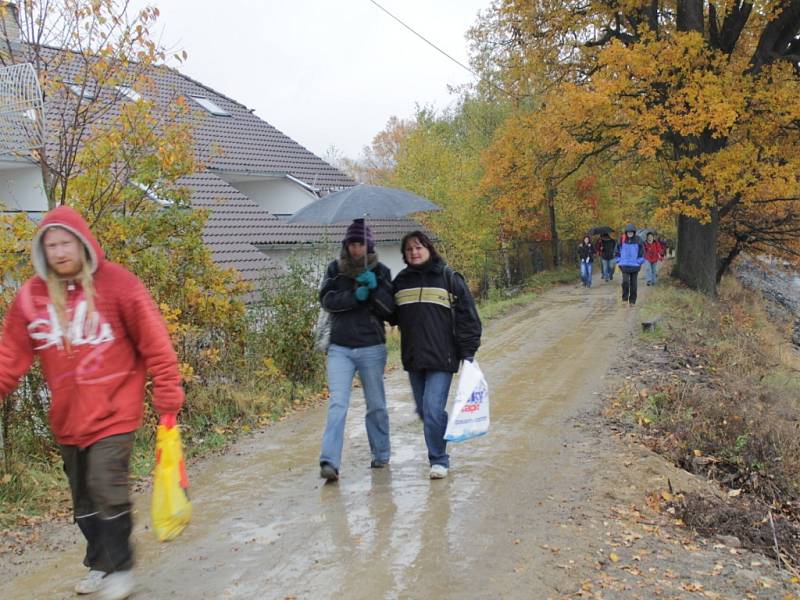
674,210,719,296
716,239,743,284
547,187,559,266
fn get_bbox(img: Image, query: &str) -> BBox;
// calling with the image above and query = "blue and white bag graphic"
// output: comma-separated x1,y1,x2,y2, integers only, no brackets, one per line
444,360,490,442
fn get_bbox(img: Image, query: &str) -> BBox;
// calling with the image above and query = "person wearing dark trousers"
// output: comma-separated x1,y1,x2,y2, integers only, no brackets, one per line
318,219,396,482
615,223,645,305
392,231,482,479
0,206,184,600
577,235,595,287
598,233,617,281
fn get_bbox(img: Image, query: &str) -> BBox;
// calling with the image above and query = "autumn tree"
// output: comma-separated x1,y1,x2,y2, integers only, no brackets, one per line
470,1,800,295
480,88,616,264
389,97,508,284
0,0,184,208
351,115,416,185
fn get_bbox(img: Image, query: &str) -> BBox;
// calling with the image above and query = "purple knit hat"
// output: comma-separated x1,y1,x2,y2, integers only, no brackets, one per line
343,218,375,252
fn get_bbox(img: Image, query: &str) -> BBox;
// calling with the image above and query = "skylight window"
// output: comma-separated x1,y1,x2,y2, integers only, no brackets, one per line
67,83,96,100
116,85,142,102
188,96,231,116
132,181,172,207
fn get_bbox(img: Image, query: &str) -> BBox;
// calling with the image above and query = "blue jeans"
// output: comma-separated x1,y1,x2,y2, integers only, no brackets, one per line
601,258,615,280
408,370,454,468
580,261,592,287
645,261,658,284
320,344,390,470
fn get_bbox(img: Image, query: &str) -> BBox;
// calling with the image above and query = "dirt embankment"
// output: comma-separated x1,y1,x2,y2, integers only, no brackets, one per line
735,255,800,348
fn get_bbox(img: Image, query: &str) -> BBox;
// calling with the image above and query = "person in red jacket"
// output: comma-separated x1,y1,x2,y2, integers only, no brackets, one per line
643,232,662,286
0,206,183,600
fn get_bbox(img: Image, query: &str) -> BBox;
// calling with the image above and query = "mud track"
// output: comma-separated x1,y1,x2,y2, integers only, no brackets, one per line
3,280,796,599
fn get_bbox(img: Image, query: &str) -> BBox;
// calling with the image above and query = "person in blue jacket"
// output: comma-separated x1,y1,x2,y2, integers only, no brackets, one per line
615,224,645,305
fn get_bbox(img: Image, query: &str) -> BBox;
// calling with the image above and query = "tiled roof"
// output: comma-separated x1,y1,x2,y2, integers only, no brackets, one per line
38,46,354,190
28,45,425,294
181,172,418,273
179,172,279,288
251,217,420,246
153,66,355,190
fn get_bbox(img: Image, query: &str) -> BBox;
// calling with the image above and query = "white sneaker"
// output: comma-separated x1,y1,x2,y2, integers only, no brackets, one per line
75,570,106,594
99,570,134,600
429,465,448,479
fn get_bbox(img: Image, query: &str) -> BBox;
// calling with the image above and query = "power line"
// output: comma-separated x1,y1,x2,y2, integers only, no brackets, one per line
367,0,477,78
367,0,514,100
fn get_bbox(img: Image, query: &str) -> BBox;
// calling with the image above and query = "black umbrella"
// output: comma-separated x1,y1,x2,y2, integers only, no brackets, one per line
589,225,613,236
638,228,656,239
287,184,441,266
288,184,440,224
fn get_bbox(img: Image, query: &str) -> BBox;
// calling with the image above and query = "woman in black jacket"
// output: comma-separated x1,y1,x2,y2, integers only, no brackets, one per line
577,235,595,287
392,231,482,479
318,219,396,482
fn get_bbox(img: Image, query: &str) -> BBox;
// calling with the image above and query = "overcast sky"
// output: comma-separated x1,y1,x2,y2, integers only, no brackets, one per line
134,0,490,159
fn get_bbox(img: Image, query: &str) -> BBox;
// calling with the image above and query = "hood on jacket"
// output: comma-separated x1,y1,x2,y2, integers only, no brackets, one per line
31,206,105,280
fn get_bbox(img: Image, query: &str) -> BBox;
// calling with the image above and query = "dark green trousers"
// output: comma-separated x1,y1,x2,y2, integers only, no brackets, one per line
60,432,135,572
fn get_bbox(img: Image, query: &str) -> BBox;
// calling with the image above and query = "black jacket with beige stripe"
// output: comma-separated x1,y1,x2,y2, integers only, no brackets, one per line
392,257,482,373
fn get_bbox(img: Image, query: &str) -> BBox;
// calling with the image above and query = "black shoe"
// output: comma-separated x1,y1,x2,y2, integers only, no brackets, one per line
370,459,389,469
320,462,339,482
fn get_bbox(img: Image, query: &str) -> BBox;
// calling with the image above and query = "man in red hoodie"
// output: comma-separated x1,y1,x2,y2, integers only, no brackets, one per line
0,206,183,600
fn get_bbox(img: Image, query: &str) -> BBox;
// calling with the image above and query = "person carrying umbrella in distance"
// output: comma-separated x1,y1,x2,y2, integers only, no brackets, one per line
0,206,183,600
317,219,396,482
391,231,482,479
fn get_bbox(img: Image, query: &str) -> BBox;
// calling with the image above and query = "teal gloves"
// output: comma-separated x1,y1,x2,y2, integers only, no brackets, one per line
355,286,370,301
355,269,377,290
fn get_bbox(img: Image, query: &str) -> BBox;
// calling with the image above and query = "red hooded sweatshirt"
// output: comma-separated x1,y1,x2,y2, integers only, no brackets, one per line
0,206,184,447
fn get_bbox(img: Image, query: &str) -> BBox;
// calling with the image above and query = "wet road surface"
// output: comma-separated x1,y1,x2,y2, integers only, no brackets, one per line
5,280,639,599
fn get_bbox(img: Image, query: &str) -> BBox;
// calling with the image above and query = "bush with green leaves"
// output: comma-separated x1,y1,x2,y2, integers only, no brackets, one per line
250,256,327,386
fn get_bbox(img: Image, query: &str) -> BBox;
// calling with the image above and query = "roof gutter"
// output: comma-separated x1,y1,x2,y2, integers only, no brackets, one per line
285,174,319,194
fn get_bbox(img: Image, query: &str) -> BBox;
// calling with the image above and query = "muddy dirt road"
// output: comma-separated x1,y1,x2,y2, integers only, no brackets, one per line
4,281,795,599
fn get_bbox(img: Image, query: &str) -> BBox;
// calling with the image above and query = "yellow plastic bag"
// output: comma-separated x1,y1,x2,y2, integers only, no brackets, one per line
151,423,192,541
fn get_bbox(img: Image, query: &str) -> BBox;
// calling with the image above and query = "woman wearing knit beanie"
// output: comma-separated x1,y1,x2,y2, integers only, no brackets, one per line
317,219,396,482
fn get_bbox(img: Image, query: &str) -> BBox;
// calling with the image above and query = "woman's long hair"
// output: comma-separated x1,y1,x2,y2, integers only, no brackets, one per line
400,230,441,265
45,243,96,338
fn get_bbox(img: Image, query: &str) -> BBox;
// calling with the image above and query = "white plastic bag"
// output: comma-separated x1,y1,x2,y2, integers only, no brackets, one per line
444,360,490,442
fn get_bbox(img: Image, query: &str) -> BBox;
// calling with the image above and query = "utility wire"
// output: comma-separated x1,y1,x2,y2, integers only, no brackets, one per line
367,0,514,100
367,0,477,78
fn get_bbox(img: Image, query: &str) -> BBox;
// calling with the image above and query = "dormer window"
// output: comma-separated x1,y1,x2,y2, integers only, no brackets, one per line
116,86,142,102
188,95,231,116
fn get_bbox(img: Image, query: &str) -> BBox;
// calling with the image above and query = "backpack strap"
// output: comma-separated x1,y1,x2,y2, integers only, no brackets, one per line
443,265,459,337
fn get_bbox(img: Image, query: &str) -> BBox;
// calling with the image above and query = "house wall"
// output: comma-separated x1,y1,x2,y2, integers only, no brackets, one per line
259,242,407,285
0,166,48,212
231,178,317,216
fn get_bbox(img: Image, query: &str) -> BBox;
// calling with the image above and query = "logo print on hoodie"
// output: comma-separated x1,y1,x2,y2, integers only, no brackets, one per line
27,300,114,350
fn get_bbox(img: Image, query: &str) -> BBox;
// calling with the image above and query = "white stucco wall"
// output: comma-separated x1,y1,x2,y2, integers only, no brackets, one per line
0,165,48,212
259,242,406,283
230,178,317,216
